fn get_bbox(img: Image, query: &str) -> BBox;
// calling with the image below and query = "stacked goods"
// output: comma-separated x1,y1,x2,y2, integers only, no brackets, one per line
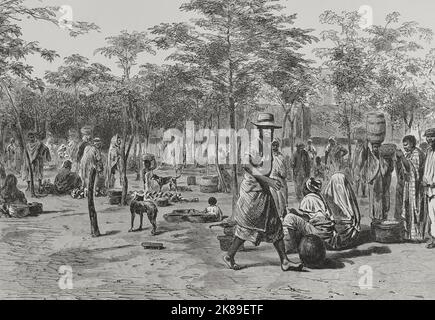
29,202,43,216
8,204,30,218
371,220,404,243
379,143,397,158
366,113,386,144
156,197,169,207
108,189,123,205
187,176,196,186
200,176,219,193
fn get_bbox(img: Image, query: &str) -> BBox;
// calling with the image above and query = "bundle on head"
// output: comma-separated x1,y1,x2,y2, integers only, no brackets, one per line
298,234,326,268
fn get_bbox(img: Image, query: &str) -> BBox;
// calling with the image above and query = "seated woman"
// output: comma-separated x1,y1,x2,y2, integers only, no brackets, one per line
0,174,27,216
283,178,339,252
322,172,361,247
283,174,361,253
54,160,82,194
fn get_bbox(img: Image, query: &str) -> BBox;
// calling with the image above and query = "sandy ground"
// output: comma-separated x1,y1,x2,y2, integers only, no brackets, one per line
1,168,435,300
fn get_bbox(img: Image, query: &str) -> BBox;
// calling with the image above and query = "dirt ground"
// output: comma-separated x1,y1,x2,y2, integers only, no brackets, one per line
1,167,435,300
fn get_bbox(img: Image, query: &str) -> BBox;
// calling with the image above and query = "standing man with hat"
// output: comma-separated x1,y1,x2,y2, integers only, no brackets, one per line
291,142,310,202
423,128,435,248
223,113,303,272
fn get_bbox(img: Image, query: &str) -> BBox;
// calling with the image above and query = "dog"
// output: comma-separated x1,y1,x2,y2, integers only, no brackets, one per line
150,173,182,192
129,191,158,235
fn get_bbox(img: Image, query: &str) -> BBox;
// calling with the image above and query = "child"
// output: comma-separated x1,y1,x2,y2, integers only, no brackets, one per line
313,156,326,181
205,197,223,221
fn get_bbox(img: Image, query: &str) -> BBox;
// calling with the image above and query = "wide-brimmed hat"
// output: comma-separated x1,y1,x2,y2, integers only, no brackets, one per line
424,128,435,138
251,113,282,129
306,178,322,193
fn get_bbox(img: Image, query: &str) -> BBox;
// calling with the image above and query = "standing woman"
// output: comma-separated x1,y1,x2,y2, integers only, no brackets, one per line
106,134,121,189
223,113,303,272
270,139,288,219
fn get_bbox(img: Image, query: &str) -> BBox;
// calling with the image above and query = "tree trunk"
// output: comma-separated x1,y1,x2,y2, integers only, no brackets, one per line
215,110,227,193
229,98,238,217
138,135,143,182
347,126,352,168
87,167,101,237
2,83,36,197
134,132,140,181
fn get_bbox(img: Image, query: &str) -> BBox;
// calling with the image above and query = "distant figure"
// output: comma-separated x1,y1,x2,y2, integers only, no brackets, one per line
291,143,310,202
396,135,426,241
353,140,367,198
306,139,317,167
76,134,91,174
79,138,103,192
142,154,157,193
270,139,288,218
358,141,395,221
54,160,82,194
204,197,223,221
67,129,80,172
0,174,27,207
313,156,326,182
422,129,435,249
5,138,18,173
22,132,51,192
106,134,121,189
325,136,348,180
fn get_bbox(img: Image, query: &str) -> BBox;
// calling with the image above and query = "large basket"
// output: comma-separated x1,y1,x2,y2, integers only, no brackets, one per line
29,202,43,216
9,204,30,218
371,220,404,243
187,176,197,186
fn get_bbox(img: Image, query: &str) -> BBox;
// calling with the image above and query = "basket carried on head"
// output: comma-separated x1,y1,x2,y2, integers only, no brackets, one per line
379,144,397,158
367,113,386,144
371,220,404,243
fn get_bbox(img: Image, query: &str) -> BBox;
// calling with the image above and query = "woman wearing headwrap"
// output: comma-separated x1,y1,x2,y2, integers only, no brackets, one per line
54,160,82,194
283,175,361,252
0,174,27,215
322,172,361,247
106,134,121,189
270,139,288,218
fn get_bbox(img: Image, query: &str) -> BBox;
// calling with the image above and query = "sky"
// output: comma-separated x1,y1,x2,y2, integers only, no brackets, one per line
19,0,435,78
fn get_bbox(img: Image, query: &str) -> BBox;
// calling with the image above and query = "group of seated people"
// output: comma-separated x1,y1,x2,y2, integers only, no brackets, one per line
283,172,361,253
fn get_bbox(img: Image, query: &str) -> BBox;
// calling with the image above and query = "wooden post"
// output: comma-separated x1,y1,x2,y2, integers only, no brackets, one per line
88,167,101,237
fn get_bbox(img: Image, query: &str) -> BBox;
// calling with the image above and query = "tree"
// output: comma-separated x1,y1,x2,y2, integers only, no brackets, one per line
368,12,433,136
315,10,376,159
151,0,316,213
0,0,98,196
95,30,156,205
